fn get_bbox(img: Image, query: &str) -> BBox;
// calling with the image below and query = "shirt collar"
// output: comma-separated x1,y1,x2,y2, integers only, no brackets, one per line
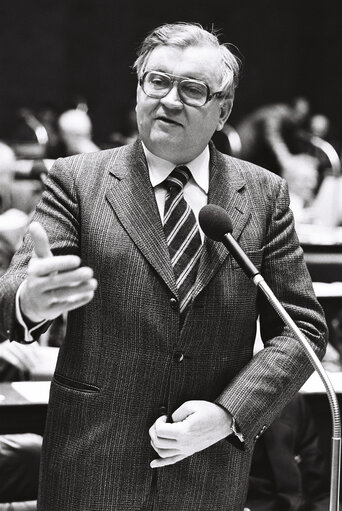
142,142,210,194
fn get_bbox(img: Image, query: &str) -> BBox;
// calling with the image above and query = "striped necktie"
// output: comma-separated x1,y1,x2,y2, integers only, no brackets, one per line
163,166,202,315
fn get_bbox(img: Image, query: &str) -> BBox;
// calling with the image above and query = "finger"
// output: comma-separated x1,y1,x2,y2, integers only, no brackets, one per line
149,414,167,438
2,342,39,371
29,222,53,258
10,341,41,366
0,350,27,371
154,416,182,440
150,454,186,468
47,267,94,289
149,428,178,449
150,442,181,458
42,291,96,318
171,402,194,423
22,346,41,367
28,255,81,277
44,279,97,302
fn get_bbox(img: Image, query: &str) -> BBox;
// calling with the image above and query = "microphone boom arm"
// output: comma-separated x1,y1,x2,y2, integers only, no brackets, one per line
223,231,341,511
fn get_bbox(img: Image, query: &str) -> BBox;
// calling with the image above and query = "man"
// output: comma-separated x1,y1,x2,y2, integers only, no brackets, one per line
0,22,327,511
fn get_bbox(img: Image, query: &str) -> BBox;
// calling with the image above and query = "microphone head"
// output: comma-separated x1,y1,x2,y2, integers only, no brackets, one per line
199,204,233,241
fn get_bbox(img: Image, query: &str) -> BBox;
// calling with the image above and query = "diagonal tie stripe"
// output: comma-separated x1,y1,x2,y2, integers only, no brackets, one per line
163,166,202,315
171,222,198,265
166,204,190,245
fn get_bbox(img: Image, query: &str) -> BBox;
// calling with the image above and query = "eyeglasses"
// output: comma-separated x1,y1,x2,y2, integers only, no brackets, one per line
139,71,224,107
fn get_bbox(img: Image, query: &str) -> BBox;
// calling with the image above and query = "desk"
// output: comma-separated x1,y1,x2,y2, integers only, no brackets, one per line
0,374,341,428
301,370,342,393
0,382,49,435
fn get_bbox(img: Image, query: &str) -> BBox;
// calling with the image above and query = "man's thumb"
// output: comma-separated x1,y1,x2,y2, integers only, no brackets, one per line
171,402,193,423
29,222,52,258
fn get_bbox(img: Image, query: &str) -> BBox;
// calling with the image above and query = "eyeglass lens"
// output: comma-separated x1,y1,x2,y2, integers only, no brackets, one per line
143,72,208,106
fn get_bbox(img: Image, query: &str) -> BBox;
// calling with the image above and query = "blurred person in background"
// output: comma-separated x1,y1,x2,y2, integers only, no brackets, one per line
58,107,99,155
0,142,16,214
246,393,332,511
226,98,321,218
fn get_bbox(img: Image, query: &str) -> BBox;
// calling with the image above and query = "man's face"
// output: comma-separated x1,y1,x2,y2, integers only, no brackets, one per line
136,45,232,164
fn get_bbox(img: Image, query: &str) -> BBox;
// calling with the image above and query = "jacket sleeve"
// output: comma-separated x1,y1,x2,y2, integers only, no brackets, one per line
215,177,328,451
0,157,80,343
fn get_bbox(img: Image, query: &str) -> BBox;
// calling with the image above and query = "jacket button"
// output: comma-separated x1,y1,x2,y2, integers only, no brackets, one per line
174,351,184,362
170,297,178,310
159,405,167,415
255,425,267,441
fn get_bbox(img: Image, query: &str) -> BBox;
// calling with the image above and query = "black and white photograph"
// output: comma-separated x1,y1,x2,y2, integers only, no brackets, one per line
0,1,341,510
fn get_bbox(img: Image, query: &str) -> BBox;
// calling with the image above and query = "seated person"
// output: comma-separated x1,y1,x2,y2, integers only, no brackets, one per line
216,99,321,222
58,108,99,155
245,393,332,511
0,433,42,508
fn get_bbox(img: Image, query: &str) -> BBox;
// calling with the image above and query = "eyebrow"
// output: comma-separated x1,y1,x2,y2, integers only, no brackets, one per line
148,69,208,83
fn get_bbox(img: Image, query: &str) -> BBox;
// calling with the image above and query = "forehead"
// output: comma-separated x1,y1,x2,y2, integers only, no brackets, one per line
144,45,222,87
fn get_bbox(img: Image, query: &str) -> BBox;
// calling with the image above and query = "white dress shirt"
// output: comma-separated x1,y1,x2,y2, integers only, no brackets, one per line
142,142,209,240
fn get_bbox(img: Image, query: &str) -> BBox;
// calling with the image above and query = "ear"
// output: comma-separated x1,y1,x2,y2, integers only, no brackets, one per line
136,83,140,105
216,97,233,131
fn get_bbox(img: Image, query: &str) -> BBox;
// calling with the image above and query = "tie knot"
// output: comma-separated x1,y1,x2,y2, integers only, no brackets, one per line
165,166,191,191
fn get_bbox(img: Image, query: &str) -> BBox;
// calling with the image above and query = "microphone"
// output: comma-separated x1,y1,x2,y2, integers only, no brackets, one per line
199,204,259,280
199,204,341,511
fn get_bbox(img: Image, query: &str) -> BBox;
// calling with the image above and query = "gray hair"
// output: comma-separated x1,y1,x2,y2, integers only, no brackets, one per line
133,22,241,99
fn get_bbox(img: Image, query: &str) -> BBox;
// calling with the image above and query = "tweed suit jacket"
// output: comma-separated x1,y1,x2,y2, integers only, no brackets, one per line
0,140,327,511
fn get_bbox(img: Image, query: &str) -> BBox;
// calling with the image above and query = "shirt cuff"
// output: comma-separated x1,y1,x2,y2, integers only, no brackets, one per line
15,282,48,342
230,414,244,443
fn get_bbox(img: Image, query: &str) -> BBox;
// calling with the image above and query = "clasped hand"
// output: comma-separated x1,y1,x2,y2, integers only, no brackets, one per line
20,222,97,323
149,400,232,468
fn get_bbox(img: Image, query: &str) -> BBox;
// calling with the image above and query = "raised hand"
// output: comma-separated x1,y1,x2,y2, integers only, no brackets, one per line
19,222,97,323
149,400,233,468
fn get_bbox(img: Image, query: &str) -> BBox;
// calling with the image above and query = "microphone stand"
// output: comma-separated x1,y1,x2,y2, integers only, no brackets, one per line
223,231,341,510
252,274,341,511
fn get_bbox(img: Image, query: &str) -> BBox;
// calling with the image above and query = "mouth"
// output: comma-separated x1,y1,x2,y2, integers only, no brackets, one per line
155,116,182,127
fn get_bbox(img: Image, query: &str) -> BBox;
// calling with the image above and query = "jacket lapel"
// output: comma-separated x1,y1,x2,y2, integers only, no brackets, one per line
194,145,250,298
105,141,251,300
105,140,178,297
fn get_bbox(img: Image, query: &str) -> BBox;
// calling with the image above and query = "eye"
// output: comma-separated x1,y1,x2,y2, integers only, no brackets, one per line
181,81,206,99
148,73,170,89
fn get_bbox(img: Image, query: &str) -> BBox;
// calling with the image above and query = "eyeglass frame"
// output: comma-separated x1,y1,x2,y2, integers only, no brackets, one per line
139,70,225,107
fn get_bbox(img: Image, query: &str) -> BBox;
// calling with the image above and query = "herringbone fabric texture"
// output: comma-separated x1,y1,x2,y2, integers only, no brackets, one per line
163,166,202,314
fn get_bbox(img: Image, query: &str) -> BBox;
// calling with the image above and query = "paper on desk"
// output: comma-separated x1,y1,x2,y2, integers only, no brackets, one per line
12,381,51,403
300,371,342,394
313,282,342,298
29,346,59,380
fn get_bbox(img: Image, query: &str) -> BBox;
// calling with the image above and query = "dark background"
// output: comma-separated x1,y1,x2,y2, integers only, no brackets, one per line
0,0,341,144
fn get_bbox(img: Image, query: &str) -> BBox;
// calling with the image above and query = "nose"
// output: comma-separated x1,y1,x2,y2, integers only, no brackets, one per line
160,82,183,109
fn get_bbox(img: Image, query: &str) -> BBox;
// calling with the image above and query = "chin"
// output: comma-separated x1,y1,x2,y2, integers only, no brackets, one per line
148,138,183,161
